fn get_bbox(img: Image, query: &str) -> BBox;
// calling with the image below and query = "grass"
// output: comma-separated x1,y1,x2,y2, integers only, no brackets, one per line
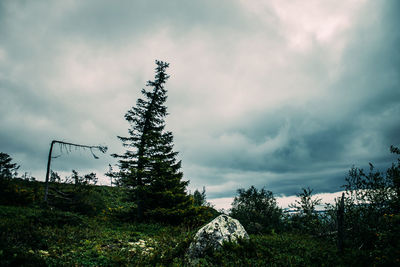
0,179,398,266
0,205,191,266
0,205,348,266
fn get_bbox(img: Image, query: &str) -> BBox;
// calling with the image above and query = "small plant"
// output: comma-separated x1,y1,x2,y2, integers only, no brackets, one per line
288,187,322,235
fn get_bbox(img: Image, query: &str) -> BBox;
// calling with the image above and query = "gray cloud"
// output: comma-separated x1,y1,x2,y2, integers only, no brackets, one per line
0,0,399,199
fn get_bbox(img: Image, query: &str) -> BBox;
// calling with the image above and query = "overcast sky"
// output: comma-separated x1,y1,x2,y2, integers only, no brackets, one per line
1,0,399,207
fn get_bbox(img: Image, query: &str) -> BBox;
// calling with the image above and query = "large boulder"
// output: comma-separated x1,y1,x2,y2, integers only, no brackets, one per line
187,214,249,258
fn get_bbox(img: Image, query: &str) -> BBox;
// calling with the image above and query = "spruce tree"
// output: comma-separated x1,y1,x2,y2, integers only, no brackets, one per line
0,152,19,180
113,60,191,222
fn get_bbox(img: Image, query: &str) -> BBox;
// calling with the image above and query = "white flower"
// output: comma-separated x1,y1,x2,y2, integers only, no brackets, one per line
38,250,49,256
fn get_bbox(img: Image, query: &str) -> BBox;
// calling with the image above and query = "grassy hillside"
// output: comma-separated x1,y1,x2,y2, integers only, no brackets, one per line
0,178,399,266
0,204,349,266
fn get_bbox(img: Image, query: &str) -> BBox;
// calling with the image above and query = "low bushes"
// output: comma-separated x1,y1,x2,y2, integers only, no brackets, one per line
0,205,345,266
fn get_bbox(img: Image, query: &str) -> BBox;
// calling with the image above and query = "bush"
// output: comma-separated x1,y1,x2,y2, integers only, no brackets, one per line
195,233,342,266
182,205,220,229
332,146,400,264
0,153,38,206
0,178,42,206
48,171,106,216
144,204,219,227
287,187,322,235
230,186,283,234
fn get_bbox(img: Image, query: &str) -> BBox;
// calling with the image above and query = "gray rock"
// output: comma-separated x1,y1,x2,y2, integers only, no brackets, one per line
187,214,249,258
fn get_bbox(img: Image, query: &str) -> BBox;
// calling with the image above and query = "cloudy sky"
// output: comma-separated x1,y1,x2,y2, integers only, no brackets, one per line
1,0,399,208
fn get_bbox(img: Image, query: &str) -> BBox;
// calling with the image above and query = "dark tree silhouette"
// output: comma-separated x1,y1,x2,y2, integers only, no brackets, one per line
112,60,190,221
0,152,20,180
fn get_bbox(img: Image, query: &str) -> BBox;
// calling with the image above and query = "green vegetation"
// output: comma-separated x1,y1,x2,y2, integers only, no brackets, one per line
0,148,399,265
230,186,282,234
287,187,323,235
0,204,345,266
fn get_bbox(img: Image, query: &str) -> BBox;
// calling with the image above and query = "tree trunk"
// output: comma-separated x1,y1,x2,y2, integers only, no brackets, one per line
44,140,55,202
337,192,345,253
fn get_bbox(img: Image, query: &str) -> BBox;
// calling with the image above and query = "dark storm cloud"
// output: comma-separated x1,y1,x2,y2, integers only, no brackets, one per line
0,0,399,202
186,12,400,197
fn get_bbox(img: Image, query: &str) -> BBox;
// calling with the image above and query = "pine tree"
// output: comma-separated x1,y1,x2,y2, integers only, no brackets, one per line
113,60,191,222
193,186,207,206
0,152,19,180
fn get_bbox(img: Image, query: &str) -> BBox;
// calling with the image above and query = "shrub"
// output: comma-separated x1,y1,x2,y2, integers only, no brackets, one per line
195,233,342,266
48,171,106,216
287,187,322,235
230,186,283,234
325,145,400,264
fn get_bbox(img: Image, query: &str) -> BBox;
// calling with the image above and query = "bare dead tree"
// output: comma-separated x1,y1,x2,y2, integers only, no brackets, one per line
44,140,107,202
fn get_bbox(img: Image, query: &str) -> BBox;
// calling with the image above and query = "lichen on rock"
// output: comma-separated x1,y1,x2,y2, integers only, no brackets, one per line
187,214,249,259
